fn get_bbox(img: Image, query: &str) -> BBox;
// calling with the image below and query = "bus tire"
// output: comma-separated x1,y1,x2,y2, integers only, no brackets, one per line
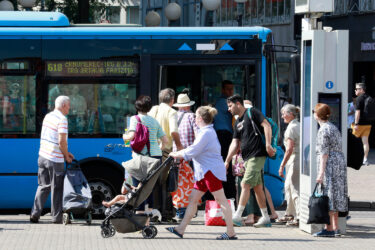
80,162,123,217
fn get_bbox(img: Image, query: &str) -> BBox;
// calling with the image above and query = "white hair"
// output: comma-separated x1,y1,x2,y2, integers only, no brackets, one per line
55,95,70,109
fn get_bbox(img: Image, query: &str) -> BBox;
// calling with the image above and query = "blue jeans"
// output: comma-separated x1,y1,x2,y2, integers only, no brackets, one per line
176,207,186,219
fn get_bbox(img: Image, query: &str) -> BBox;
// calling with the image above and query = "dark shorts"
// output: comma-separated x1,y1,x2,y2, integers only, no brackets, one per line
194,171,223,193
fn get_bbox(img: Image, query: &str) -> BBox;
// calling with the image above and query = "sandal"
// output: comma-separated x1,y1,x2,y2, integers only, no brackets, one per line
286,219,299,227
166,227,183,238
216,232,238,240
275,215,294,223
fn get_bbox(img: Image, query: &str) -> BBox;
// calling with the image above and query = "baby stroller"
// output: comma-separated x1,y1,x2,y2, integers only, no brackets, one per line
62,160,93,225
100,156,173,239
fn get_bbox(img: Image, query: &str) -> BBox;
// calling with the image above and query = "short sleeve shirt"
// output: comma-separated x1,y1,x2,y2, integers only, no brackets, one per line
39,109,68,163
213,96,233,133
173,110,198,151
233,108,267,161
355,93,371,125
283,119,300,154
148,103,178,151
128,114,165,157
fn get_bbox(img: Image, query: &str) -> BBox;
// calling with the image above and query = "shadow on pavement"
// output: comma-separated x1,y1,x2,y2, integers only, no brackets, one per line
345,225,375,239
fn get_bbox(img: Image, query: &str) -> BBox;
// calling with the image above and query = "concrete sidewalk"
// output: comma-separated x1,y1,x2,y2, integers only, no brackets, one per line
0,211,374,250
347,149,375,210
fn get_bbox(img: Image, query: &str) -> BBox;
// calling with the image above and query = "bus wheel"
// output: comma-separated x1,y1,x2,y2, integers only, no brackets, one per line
89,181,113,216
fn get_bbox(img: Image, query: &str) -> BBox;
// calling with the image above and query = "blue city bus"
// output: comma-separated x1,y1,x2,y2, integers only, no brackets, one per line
0,12,282,215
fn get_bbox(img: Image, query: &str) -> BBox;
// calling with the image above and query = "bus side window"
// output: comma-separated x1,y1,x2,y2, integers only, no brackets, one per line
69,85,87,133
0,76,36,134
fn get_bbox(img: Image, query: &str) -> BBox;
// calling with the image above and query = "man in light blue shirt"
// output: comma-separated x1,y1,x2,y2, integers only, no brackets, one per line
214,80,234,133
213,80,236,201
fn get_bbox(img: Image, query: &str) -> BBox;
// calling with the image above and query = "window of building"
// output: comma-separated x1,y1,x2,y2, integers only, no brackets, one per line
333,0,375,15
127,6,140,24
216,0,291,26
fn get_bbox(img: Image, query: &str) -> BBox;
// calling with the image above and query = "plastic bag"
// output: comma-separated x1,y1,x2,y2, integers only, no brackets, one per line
204,199,235,226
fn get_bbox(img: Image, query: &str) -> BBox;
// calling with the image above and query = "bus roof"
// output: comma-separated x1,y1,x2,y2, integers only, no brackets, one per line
0,11,70,27
0,11,272,41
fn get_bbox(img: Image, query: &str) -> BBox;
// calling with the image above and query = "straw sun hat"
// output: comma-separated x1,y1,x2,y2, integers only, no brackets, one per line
173,93,195,107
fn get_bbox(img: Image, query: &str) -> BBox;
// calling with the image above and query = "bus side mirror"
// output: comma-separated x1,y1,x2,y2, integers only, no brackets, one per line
290,54,300,84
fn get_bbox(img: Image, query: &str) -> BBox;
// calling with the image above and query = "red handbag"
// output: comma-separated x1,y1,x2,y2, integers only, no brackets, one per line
204,199,235,226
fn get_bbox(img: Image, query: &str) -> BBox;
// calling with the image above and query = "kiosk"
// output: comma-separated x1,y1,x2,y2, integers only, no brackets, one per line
297,0,349,234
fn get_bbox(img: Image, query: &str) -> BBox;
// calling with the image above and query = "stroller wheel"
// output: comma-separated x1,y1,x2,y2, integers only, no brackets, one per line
63,213,70,225
150,225,158,237
142,226,157,239
109,224,116,237
101,227,112,238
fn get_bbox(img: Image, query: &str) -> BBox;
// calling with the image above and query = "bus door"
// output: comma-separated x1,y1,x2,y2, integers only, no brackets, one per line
153,59,261,109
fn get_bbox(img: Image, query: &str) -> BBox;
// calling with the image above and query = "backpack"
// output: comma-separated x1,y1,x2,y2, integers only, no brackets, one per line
247,108,279,157
130,115,150,154
363,96,375,121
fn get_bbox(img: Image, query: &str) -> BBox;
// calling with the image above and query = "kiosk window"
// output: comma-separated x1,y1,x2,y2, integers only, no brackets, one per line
318,94,342,132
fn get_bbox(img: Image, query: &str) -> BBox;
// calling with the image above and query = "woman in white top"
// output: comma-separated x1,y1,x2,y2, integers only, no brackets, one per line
278,104,300,226
167,106,237,240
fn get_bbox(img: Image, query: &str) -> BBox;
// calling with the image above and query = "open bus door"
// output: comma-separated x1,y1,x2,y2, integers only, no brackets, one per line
153,59,259,109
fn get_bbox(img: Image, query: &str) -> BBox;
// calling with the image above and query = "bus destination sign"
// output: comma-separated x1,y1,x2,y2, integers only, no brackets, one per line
46,60,138,77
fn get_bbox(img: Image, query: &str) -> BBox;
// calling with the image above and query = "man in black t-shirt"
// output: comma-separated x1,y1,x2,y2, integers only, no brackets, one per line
353,82,372,166
224,95,275,228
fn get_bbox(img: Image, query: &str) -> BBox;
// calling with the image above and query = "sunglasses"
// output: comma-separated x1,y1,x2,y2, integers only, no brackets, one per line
355,88,362,90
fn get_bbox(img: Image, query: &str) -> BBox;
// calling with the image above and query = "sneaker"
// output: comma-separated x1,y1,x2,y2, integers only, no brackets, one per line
232,217,242,227
334,230,341,237
232,214,242,227
313,229,335,237
363,160,369,166
151,209,162,222
253,217,271,228
30,216,39,223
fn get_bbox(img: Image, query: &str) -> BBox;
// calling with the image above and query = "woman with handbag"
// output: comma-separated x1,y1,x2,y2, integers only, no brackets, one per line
277,104,300,226
123,95,168,215
312,103,348,237
167,106,237,240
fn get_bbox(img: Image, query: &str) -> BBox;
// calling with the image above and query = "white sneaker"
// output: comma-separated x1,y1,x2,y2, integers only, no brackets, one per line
232,215,242,227
363,160,369,166
253,217,271,228
146,209,162,222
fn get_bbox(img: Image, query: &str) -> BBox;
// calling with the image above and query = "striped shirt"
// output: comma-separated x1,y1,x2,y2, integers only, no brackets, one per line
39,109,68,163
128,114,165,157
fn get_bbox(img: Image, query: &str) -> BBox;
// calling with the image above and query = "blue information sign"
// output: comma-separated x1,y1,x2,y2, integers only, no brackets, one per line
325,81,334,89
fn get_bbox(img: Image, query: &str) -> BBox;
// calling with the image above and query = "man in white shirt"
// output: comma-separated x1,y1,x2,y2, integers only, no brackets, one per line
30,96,74,224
